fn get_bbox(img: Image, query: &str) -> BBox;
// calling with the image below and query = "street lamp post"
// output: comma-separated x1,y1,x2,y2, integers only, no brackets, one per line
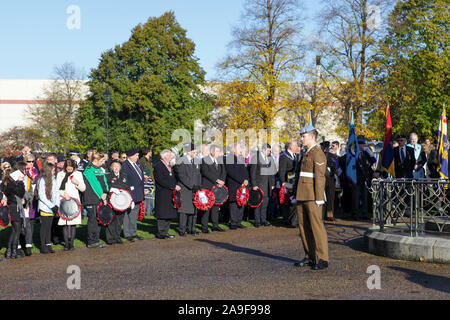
105,87,111,156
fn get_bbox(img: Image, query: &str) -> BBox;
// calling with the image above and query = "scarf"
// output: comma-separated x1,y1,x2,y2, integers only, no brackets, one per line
83,165,109,199
407,143,422,161
59,172,71,191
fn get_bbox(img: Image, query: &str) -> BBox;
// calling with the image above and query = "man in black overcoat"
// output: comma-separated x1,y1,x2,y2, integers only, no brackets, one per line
153,149,180,239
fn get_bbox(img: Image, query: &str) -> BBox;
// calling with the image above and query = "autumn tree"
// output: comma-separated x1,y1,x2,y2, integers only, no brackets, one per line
368,0,449,140
25,62,86,155
75,12,213,154
0,126,45,157
314,0,394,136
216,0,305,131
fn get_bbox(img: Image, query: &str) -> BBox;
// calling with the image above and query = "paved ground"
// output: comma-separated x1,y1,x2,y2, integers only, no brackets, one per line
1,219,449,300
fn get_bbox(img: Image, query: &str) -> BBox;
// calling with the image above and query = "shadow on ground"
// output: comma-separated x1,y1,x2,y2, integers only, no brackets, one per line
388,266,450,294
194,238,298,264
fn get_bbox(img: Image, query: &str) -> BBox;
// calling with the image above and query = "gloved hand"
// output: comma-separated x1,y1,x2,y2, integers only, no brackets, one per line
110,188,120,195
51,206,59,214
290,196,297,204
315,200,325,207
192,185,200,193
131,202,135,210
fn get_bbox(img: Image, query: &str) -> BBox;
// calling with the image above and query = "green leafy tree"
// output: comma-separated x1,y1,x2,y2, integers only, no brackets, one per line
76,11,213,154
368,0,449,140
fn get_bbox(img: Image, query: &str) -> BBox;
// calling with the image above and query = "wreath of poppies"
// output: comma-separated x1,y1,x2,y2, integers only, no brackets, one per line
236,185,250,207
279,186,291,205
248,187,264,208
108,188,133,212
211,185,229,205
0,203,11,228
193,189,216,211
173,190,182,210
58,197,82,221
138,201,145,221
96,202,114,226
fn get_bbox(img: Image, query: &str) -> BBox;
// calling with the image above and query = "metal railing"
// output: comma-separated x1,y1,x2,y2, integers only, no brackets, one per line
369,179,450,237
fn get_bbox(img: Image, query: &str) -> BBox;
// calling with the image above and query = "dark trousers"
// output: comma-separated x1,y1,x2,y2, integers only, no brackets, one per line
254,196,269,225
203,206,220,229
8,220,22,249
123,203,139,238
86,205,101,245
179,212,197,233
40,216,54,248
268,190,279,220
351,182,369,219
229,202,244,227
281,203,298,226
20,218,35,248
106,212,124,243
325,178,336,219
51,215,62,244
62,225,76,245
157,219,171,237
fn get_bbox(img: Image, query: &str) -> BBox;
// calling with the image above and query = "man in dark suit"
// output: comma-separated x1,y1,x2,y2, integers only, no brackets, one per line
225,143,249,230
120,148,145,242
175,143,202,236
394,135,416,178
201,145,227,232
278,140,299,227
249,143,276,227
408,132,427,179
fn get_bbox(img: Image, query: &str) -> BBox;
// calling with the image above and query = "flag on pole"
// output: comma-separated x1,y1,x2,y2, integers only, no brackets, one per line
345,112,360,186
381,105,395,177
437,107,448,179
309,110,313,126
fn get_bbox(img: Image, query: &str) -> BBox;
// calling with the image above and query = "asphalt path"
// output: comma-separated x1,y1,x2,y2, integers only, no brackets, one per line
1,220,449,300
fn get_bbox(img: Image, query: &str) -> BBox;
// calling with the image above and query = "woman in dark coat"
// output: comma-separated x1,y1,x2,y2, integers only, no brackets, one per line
2,169,26,259
153,149,180,239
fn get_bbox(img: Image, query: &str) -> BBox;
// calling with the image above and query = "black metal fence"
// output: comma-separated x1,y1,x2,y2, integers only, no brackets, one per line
369,179,450,237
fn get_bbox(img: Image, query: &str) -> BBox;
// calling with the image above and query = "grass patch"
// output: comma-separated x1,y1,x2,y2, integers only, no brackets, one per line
0,214,270,255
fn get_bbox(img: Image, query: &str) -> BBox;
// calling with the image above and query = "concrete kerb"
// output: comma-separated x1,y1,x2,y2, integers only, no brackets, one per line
364,230,450,264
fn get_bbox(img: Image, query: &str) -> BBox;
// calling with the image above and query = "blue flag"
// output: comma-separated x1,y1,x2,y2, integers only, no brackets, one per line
437,107,448,179
346,112,360,186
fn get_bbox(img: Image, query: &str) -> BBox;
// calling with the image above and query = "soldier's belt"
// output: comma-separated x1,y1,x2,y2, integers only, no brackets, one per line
300,172,315,178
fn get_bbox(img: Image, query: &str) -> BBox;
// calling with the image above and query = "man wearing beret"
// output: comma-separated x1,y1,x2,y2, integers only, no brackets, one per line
294,124,329,270
120,148,145,242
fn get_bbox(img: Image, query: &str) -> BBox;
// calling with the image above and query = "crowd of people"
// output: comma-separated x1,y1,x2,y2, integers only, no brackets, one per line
0,129,441,268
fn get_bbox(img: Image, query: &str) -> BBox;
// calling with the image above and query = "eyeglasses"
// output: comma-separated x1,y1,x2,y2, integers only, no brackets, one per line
4,166,11,169
27,161,34,163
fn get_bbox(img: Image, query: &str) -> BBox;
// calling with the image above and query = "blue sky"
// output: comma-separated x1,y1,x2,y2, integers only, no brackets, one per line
0,0,321,80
